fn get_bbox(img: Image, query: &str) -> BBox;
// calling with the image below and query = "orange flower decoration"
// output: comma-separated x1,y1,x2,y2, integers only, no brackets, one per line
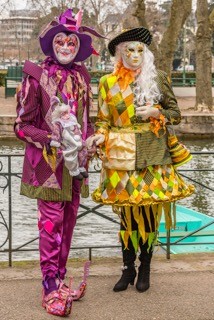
149,105,166,137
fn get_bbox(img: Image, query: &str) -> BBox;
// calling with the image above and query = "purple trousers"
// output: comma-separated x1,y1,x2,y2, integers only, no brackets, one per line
37,180,80,280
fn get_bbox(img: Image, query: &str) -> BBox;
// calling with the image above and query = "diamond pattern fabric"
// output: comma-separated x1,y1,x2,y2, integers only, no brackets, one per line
93,71,194,207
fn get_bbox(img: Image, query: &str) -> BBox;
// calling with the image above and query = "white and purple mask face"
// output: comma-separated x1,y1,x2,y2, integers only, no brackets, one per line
53,32,80,64
121,41,144,69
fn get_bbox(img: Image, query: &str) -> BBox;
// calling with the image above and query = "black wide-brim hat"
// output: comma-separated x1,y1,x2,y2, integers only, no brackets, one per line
108,27,152,57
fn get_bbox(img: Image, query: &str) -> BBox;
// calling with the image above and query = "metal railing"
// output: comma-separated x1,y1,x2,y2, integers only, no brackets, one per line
0,152,213,266
90,76,214,88
159,151,214,258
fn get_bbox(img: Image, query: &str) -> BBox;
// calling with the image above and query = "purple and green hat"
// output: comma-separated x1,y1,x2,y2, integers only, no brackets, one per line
39,9,104,62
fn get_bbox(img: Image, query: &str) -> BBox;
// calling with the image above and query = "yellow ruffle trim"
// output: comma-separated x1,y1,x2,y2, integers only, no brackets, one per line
92,184,195,207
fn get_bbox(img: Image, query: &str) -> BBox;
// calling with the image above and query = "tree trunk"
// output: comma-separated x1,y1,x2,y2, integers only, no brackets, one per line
156,0,192,75
133,0,192,76
195,0,213,111
132,0,158,61
132,0,147,26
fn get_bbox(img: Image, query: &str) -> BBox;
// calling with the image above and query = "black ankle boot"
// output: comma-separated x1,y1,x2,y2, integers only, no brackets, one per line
113,264,136,292
136,262,150,292
136,246,152,292
136,238,153,292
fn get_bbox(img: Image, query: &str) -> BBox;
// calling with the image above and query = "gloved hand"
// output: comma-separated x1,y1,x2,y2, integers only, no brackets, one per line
135,105,161,120
50,140,61,148
86,134,105,149
87,144,97,159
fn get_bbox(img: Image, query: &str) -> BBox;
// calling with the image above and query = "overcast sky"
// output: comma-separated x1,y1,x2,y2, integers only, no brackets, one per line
15,0,27,9
12,0,27,10
0,0,27,15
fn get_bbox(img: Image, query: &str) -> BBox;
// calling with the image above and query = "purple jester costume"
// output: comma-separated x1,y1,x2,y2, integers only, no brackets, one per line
14,9,103,317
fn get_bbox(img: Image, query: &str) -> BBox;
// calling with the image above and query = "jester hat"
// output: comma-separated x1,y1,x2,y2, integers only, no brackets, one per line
39,9,104,62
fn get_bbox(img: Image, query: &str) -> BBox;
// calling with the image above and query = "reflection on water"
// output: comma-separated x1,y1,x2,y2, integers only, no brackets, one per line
0,139,213,261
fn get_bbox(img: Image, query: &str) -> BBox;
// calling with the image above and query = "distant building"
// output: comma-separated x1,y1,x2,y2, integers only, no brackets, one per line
0,10,38,48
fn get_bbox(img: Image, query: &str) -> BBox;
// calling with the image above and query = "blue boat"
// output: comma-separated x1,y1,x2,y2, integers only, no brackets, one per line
158,205,214,254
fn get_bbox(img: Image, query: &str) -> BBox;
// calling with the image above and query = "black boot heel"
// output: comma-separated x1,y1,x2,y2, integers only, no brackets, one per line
113,265,136,292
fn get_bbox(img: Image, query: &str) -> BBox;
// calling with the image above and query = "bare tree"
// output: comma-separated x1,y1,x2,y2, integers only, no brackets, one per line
131,0,159,59
27,0,80,16
155,0,192,74
132,0,147,26
133,0,192,76
27,0,122,37
0,0,15,16
195,0,213,111
83,0,125,67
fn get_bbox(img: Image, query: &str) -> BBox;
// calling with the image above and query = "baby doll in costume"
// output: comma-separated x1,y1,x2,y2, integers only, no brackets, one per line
50,96,88,180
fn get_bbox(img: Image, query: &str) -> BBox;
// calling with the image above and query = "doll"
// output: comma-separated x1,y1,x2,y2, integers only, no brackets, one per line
50,96,88,181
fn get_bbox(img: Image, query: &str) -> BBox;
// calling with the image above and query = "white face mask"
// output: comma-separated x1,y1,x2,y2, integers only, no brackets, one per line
121,41,144,69
53,32,80,64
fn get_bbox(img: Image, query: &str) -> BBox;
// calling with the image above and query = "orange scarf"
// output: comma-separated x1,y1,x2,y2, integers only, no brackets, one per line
113,62,141,90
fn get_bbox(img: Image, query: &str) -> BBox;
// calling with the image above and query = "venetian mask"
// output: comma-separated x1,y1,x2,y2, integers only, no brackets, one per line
53,32,80,64
121,41,144,69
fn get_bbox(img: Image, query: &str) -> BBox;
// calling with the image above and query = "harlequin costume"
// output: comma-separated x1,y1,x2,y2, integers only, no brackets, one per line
91,27,194,293
14,8,103,316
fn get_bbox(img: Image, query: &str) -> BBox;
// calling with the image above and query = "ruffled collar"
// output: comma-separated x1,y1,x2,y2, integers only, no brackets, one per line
113,61,141,90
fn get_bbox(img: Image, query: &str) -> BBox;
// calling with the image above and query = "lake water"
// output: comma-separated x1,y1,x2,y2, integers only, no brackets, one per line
0,139,213,262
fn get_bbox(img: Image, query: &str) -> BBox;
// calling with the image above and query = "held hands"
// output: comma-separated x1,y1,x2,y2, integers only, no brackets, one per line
86,134,105,159
135,104,161,120
86,134,105,149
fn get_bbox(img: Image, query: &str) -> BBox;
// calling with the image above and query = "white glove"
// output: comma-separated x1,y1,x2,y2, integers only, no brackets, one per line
86,134,105,149
135,105,160,120
50,140,61,148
